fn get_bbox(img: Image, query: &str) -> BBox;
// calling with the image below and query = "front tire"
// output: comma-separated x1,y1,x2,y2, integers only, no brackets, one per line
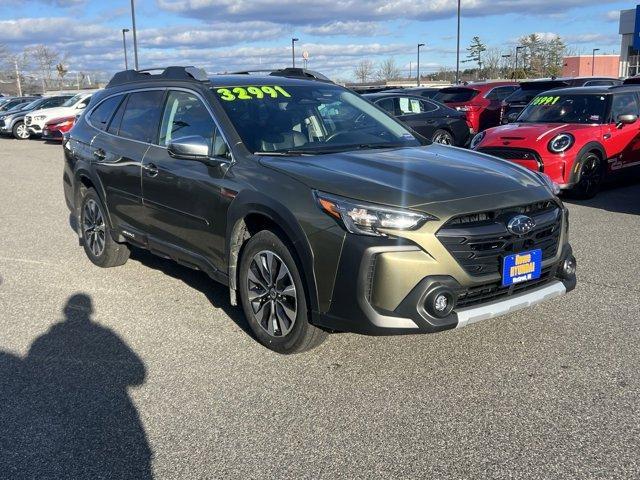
79,188,130,267
570,152,604,199
239,230,327,354
12,121,30,140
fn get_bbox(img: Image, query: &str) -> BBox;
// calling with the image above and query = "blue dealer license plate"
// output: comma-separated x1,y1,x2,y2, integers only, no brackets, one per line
502,249,542,287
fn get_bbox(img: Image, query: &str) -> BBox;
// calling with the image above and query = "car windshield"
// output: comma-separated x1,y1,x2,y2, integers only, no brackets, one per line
62,94,83,107
517,94,608,124
214,84,421,154
433,88,479,103
20,100,42,110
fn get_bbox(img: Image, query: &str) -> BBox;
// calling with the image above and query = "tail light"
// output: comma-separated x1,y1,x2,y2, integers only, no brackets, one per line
499,101,508,122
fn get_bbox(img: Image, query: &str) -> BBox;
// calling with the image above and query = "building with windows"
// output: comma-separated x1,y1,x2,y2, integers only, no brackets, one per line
620,7,640,77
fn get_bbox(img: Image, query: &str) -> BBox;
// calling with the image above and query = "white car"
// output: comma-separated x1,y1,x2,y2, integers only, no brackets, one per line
25,92,93,136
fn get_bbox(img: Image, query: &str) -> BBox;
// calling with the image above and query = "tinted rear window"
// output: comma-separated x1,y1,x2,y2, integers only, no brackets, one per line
117,91,164,143
433,88,479,103
504,88,547,103
89,95,124,131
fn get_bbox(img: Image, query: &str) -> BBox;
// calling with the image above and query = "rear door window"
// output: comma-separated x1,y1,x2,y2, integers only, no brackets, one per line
117,90,165,143
397,96,424,115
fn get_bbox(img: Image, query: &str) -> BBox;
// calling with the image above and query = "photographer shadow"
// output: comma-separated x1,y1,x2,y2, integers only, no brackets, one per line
0,293,153,479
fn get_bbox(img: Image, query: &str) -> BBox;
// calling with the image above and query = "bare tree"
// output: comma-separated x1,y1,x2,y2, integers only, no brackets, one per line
28,44,60,92
376,57,401,81
354,59,375,83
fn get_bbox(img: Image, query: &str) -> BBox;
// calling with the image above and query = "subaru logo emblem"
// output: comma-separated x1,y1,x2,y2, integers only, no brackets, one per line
507,215,536,236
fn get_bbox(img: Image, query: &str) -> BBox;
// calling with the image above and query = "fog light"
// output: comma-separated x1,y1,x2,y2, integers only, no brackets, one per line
434,294,448,312
425,287,455,318
562,256,577,277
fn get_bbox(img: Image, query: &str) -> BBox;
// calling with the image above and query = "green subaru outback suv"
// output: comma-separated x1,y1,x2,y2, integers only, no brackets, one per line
63,67,576,353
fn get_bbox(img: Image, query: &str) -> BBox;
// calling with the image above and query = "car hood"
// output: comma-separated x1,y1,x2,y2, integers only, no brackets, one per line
259,144,546,212
27,106,76,119
483,122,597,143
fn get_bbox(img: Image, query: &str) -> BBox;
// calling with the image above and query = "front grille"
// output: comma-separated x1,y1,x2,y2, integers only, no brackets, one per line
478,147,542,170
437,202,562,277
456,267,555,309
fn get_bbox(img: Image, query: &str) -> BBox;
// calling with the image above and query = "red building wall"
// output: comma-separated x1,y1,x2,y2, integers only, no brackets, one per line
562,55,620,77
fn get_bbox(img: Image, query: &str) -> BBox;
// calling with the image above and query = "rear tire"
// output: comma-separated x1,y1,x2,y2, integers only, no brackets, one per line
239,230,327,354
432,129,454,145
570,152,604,199
12,121,30,140
79,188,130,268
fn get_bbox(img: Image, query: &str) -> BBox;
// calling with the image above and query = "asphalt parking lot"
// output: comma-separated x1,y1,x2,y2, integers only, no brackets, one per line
0,138,639,479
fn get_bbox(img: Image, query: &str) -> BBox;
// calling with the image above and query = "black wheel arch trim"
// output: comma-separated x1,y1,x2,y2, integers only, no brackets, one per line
568,141,606,185
226,190,319,312
72,168,117,236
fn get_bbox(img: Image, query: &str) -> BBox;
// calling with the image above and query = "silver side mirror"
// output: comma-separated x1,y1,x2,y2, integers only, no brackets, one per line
167,135,209,160
617,114,638,127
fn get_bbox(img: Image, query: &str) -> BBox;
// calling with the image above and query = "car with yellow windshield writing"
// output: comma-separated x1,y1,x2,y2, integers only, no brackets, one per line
63,66,577,353
472,84,640,198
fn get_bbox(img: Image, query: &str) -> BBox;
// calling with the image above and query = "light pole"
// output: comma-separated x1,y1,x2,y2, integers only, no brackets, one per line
417,43,425,86
592,48,600,76
122,28,130,70
501,54,511,78
515,46,524,78
130,0,139,70
291,38,299,68
455,0,461,84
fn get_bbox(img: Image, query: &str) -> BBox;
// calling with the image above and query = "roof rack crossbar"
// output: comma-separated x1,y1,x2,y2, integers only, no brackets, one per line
106,66,209,88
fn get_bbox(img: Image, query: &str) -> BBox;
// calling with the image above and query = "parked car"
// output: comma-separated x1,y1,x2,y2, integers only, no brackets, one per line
433,82,518,133
363,92,471,146
25,92,93,137
472,84,640,198
500,77,621,124
42,114,77,141
0,95,73,139
63,66,576,353
0,96,38,113
385,87,444,99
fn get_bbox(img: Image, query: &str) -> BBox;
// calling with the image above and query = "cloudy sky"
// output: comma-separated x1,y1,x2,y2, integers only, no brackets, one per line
0,0,631,80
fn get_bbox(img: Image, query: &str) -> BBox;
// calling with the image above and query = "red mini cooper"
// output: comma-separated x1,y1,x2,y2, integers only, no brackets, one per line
471,85,640,198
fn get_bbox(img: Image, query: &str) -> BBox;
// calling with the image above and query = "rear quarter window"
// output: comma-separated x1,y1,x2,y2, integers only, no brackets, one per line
89,95,124,131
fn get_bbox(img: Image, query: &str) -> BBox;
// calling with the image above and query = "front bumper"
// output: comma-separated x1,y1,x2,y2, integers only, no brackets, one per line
314,241,575,335
477,146,577,187
312,199,575,336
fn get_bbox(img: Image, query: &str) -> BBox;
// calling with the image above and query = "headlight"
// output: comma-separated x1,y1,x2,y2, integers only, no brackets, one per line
548,133,574,153
35,115,46,121
470,131,485,149
315,192,434,236
536,172,561,196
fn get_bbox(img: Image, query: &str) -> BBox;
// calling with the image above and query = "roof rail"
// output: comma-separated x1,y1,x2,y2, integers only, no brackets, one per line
106,66,209,88
224,68,333,83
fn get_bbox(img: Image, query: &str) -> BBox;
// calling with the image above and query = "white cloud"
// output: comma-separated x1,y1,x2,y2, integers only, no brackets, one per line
156,0,619,24
303,21,381,36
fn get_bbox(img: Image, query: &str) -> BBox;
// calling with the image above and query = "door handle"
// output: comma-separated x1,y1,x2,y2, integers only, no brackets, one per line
143,163,158,177
93,149,105,160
